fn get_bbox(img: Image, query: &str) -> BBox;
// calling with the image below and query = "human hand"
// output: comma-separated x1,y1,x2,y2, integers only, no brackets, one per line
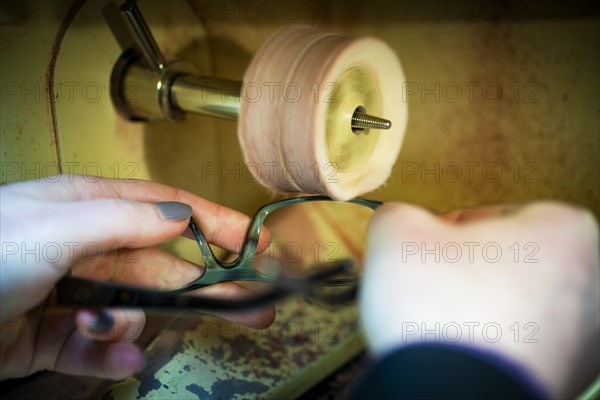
359,202,599,397
0,175,273,380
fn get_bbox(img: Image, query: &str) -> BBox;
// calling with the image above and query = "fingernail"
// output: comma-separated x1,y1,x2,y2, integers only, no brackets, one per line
155,201,193,221
90,309,115,333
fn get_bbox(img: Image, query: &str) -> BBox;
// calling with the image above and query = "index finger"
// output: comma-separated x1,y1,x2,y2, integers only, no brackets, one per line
8,175,270,253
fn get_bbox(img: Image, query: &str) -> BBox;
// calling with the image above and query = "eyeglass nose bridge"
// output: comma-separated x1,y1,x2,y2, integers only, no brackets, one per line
190,216,264,268
175,218,273,292
183,263,275,291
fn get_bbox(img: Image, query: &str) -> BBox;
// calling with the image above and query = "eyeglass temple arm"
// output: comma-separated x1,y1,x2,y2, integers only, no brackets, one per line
55,259,357,311
55,275,288,311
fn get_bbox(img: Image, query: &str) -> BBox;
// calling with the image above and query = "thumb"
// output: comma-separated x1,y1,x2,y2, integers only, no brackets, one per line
42,199,193,271
366,202,440,258
361,202,442,305
1,199,192,322
359,203,444,355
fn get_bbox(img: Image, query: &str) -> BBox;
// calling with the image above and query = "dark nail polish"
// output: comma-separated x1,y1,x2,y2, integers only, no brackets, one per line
156,201,193,221
90,309,115,333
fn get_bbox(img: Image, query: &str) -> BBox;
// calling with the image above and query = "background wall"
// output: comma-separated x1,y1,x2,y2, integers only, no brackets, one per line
1,0,599,215
190,0,600,215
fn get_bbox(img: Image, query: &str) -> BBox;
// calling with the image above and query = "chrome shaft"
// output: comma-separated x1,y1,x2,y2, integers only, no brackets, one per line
115,1,393,131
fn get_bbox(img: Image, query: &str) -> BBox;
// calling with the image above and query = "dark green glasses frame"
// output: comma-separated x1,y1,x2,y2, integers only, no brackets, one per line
56,196,382,312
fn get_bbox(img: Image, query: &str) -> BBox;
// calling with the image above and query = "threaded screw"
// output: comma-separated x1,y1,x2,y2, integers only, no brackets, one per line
351,111,391,134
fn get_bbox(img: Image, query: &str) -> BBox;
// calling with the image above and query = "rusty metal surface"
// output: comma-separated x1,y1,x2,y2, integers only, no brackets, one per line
105,299,361,399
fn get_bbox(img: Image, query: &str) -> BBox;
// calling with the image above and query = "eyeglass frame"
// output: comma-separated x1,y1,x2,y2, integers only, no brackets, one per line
56,195,382,312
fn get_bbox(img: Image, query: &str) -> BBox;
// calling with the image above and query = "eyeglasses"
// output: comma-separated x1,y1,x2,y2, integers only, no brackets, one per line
56,195,382,312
